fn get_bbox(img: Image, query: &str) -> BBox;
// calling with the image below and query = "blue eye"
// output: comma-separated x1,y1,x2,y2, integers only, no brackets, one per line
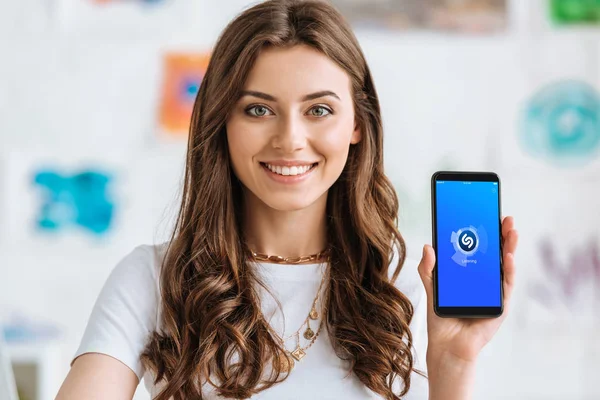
309,106,332,117
246,105,273,117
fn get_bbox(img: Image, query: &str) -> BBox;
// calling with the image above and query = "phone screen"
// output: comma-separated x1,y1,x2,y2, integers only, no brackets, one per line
434,179,502,308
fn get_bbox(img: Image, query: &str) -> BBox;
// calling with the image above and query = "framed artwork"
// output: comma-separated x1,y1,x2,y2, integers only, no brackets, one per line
32,169,115,236
158,52,211,137
520,80,600,169
501,178,600,333
550,0,600,25
330,0,508,33
2,151,126,244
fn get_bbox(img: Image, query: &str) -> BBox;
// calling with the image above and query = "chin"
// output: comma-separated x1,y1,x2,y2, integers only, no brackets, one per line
258,192,327,212
262,198,317,212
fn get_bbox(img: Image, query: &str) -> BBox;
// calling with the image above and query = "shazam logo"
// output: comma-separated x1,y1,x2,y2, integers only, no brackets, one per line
459,229,477,253
451,225,488,267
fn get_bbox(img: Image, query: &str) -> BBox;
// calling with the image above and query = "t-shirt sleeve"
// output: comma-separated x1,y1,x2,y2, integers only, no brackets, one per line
389,245,430,399
71,245,160,380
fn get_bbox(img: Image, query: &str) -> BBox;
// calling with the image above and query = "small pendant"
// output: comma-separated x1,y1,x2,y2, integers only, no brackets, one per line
278,352,295,372
291,347,306,361
303,327,315,340
309,306,318,320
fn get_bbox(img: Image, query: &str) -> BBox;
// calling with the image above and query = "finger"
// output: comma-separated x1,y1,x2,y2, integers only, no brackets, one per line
502,216,514,239
503,229,519,256
417,244,436,310
502,251,516,303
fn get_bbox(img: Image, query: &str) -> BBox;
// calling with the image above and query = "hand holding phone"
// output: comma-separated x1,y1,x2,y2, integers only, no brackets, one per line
418,173,518,367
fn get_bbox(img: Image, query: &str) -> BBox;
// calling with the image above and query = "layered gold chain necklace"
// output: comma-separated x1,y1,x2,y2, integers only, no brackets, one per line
248,247,330,372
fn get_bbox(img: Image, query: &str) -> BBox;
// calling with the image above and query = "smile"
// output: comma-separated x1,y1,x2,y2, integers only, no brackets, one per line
261,162,317,176
259,162,318,184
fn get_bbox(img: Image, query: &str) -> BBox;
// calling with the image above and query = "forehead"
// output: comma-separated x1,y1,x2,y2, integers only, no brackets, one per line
243,44,352,101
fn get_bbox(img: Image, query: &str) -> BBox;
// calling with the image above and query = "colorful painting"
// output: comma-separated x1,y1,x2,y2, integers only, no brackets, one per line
3,151,129,244
502,178,600,332
158,52,211,137
32,169,115,235
330,0,508,33
518,235,600,333
550,0,600,25
520,80,600,167
529,237,600,312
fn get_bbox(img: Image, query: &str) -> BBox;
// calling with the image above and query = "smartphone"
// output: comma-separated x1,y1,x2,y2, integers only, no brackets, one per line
431,171,503,318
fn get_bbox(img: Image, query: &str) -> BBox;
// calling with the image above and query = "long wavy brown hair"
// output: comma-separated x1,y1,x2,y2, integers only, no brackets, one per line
141,0,423,398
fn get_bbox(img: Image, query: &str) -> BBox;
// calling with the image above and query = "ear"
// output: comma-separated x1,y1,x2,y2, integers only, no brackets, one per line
350,122,362,144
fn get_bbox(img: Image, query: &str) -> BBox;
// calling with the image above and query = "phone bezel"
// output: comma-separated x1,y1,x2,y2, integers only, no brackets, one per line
431,171,504,318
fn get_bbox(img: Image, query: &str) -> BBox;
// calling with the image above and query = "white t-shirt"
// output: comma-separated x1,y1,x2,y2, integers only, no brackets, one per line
73,244,429,399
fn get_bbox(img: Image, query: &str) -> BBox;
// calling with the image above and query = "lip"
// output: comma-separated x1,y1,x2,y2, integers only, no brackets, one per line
260,160,318,167
260,162,317,184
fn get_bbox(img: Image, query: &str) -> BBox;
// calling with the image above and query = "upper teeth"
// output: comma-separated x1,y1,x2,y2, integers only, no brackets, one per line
264,163,314,176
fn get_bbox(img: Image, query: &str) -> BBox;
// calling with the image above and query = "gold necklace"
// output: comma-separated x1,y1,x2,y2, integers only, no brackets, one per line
276,318,325,373
274,282,329,373
281,263,328,342
248,247,330,264
248,251,330,372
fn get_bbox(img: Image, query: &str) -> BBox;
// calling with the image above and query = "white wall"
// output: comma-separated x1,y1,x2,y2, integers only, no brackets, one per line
0,0,599,399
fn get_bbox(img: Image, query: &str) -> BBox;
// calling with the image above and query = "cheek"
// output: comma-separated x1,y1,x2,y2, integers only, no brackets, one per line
226,120,259,165
314,118,355,158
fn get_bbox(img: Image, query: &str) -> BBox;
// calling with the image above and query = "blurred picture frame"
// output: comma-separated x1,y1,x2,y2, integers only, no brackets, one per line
2,150,128,246
550,0,600,25
158,52,211,138
330,0,508,33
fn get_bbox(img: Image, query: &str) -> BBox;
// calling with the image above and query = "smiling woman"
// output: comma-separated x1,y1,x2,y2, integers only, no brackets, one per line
55,0,519,399
55,1,426,399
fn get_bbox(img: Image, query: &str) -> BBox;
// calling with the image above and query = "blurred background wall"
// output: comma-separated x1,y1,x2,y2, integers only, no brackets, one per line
0,0,598,399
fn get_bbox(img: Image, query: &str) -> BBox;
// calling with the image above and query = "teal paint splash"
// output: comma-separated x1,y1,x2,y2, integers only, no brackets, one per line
33,170,115,235
521,80,600,167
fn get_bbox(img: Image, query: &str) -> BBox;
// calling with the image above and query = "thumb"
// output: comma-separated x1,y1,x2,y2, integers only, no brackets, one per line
417,244,436,307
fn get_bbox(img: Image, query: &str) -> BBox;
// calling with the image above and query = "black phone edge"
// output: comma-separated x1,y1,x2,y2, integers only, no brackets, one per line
430,171,504,319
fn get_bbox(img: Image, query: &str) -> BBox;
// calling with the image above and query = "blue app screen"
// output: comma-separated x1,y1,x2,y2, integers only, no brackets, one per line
435,180,501,307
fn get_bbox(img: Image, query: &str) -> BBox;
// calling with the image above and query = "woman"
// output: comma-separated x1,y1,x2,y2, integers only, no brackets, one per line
56,0,518,399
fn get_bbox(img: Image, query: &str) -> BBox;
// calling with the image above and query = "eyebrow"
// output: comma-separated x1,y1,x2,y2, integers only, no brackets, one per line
239,90,341,102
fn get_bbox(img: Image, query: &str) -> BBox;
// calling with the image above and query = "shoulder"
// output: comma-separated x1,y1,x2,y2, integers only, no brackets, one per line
99,242,169,325
109,243,166,283
73,243,168,379
102,243,171,302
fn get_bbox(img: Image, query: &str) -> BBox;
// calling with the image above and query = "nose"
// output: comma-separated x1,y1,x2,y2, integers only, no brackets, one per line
271,114,307,153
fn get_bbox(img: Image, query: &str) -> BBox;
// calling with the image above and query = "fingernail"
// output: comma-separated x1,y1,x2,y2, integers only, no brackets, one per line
423,245,427,257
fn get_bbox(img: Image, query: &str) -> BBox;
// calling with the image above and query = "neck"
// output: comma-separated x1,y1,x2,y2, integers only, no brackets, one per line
242,190,328,259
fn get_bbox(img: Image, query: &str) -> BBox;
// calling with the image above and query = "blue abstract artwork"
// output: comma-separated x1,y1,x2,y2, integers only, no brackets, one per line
32,170,115,235
521,80,600,167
